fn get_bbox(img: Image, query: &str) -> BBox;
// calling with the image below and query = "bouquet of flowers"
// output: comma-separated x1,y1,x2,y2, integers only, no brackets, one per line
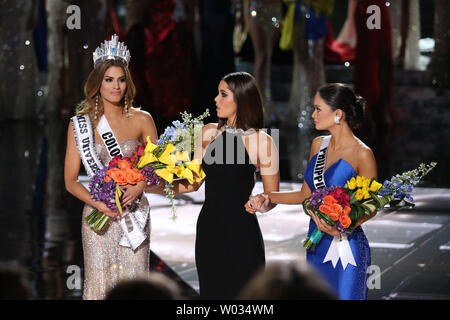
86,110,209,231
137,109,209,221
86,155,160,233
302,162,437,251
157,110,210,154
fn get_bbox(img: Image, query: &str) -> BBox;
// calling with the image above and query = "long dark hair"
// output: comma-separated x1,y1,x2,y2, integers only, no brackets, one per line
218,72,264,131
317,83,366,130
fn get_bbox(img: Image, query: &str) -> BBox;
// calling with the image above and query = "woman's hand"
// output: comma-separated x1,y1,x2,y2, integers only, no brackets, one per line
121,181,146,207
308,209,341,237
245,194,269,214
95,201,118,219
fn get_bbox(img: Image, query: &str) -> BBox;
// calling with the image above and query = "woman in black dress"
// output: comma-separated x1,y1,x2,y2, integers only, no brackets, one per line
168,72,280,299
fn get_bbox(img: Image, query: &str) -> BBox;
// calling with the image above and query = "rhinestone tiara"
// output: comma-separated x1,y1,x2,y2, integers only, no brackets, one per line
92,34,131,67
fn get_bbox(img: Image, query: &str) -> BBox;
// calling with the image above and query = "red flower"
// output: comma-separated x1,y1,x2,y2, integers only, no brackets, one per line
108,155,122,168
329,187,350,207
137,145,145,157
131,153,137,165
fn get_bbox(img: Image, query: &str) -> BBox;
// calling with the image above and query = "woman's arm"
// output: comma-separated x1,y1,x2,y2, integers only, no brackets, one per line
64,122,117,217
268,135,324,205
267,180,311,205
353,146,378,227
138,110,158,144
121,111,158,207
246,135,322,212
145,178,203,195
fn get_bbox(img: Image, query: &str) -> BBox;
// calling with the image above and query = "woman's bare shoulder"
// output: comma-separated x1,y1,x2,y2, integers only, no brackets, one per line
310,135,327,154
131,107,153,121
203,122,218,130
354,138,375,162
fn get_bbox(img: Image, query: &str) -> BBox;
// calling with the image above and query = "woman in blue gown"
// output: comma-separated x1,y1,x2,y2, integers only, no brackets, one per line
247,83,377,299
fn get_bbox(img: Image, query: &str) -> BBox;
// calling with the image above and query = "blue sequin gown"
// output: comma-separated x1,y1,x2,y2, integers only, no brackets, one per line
304,153,371,300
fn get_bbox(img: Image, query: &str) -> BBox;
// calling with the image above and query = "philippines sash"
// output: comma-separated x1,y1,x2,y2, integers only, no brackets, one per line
312,135,357,270
313,135,331,190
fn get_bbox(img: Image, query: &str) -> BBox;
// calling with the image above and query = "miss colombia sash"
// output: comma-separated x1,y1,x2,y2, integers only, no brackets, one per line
72,114,148,251
96,115,123,158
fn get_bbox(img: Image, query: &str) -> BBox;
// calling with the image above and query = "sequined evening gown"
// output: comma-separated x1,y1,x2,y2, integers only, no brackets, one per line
304,138,371,300
196,130,265,299
81,140,150,300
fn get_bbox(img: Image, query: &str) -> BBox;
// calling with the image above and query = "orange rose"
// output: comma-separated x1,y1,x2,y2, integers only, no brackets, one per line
343,206,351,215
330,203,343,215
339,214,352,228
106,168,128,185
117,159,133,170
104,175,111,182
323,195,338,205
319,204,340,221
124,168,145,185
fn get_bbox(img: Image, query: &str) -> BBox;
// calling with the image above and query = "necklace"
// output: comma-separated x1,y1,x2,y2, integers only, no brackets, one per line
224,124,240,134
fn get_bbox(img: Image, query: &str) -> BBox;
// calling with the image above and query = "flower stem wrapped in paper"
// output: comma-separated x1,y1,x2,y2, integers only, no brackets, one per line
302,162,437,251
136,110,209,220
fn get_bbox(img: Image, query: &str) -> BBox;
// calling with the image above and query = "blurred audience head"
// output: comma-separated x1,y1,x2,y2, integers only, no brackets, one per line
105,272,182,300
0,263,32,300
238,261,338,300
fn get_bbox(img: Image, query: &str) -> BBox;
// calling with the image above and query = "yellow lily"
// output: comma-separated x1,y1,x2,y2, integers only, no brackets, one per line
155,167,176,184
195,169,206,182
185,159,206,182
362,177,371,189
159,143,176,166
347,177,357,190
362,186,371,199
369,180,382,192
175,165,194,184
144,136,158,153
185,159,201,175
137,151,158,169
137,137,159,168
356,176,363,188
355,189,364,201
174,151,191,163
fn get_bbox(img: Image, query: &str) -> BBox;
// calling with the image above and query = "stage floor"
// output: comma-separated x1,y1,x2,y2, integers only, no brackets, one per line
147,182,450,300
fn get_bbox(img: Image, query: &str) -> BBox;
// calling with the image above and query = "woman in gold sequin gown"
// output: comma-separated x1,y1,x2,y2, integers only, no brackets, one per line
64,41,158,299
244,0,283,124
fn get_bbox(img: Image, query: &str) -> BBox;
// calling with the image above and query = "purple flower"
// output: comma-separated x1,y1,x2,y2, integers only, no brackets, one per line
89,167,117,211
309,186,336,210
141,165,161,186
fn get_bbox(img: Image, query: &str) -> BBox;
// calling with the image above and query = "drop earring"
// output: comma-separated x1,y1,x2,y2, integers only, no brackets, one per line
124,96,130,118
95,95,99,120
334,115,340,124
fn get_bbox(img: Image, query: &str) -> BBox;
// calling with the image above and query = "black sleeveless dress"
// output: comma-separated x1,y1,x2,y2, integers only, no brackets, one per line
195,129,266,299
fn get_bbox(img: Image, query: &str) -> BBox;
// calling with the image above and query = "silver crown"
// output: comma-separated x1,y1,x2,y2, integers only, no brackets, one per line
92,34,131,67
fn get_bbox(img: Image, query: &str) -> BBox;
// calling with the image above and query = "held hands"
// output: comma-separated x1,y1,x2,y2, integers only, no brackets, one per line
120,180,147,208
245,193,270,214
308,209,341,237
